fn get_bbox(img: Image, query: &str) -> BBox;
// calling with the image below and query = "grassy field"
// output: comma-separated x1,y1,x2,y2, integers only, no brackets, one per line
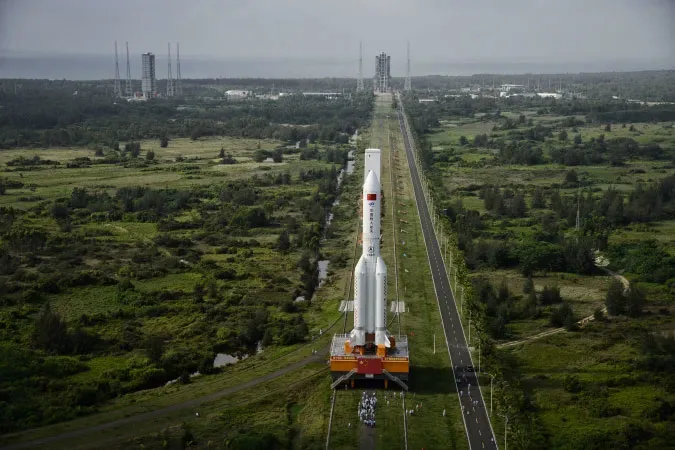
415,100,675,448
426,116,675,341
0,137,325,207
499,311,675,448
0,121,372,447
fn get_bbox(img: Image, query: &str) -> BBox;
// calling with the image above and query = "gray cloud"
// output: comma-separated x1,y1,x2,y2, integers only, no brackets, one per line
1,0,673,76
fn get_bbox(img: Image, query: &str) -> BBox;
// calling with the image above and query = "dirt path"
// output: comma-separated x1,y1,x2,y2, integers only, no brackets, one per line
4,353,324,449
498,264,629,349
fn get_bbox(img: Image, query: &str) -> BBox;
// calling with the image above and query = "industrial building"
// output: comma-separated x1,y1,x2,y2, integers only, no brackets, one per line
141,52,156,98
374,53,391,93
330,148,409,390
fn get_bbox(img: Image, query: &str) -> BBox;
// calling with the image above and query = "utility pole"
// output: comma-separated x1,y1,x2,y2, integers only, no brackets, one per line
497,414,509,450
478,339,481,373
489,374,495,415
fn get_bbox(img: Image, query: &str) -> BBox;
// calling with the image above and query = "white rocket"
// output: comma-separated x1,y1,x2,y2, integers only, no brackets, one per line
350,170,390,348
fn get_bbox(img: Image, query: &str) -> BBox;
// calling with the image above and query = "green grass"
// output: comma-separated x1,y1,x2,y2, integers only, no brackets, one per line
420,109,675,447
501,315,675,447
0,130,370,447
49,285,120,319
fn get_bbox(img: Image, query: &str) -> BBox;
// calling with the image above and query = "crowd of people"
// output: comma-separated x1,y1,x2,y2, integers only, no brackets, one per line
358,391,378,427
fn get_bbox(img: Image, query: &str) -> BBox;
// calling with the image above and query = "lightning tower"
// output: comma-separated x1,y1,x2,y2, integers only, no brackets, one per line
114,41,122,98
404,41,412,91
125,42,132,97
357,41,364,91
175,42,183,97
167,43,174,97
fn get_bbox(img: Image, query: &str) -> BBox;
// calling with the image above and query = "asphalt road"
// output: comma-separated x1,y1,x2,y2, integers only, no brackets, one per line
397,105,498,450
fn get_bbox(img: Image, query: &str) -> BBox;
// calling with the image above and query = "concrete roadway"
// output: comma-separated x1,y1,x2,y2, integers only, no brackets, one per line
396,105,498,449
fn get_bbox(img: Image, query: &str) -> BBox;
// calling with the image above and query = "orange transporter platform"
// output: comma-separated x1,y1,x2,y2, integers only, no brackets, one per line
329,334,409,390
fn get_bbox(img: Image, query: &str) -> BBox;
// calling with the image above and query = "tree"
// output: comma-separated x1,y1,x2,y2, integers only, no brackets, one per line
145,150,155,161
531,187,546,208
145,337,165,365
540,285,562,305
125,142,141,158
550,302,575,330
523,275,535,294
573,134,582,146
50,203,70,220
0,179,6,195
272,149,283,163
605,123,612,132
629,124,636,132
253,150,269,162
498,280,510,302
605,279,626,316
193,282,205,303
626,284,645,317
219,147,225,158
160,137,169,148
221,154,237,164
32,303,69,353
558,130,568,141
276,230,291,253
459,136,468,146
564,169,579,186
593,307,605,322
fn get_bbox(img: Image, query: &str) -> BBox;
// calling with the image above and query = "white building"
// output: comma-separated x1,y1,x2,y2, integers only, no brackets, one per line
141,53,156,99
225,90,251,98
302,92,342,99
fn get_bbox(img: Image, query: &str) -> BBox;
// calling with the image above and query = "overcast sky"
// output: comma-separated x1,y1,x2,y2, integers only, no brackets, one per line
1,0,673,68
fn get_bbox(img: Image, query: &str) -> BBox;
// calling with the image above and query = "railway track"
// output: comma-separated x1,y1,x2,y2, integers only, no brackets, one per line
324,96,408,450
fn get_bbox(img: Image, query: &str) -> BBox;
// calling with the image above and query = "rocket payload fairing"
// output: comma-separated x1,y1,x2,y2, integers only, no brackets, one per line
350,170,391,348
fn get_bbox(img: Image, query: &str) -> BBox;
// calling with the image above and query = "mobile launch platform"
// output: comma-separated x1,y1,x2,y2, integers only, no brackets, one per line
329,148,410,390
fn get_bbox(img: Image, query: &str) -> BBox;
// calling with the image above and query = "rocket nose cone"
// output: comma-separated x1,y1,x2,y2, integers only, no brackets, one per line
364,170,380,192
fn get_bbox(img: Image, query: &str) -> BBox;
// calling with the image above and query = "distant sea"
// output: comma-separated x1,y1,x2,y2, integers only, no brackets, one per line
0,53,672,80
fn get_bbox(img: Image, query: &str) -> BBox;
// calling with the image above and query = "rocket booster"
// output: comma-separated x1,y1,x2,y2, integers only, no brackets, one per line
350,170,390,348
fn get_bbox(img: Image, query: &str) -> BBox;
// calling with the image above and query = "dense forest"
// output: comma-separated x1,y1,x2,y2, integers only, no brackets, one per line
0,81,373,148
0,78,370,432
402,89,675,449
407,70,675,102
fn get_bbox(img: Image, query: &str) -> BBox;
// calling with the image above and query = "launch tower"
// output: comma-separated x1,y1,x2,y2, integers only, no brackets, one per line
330,149,409,390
